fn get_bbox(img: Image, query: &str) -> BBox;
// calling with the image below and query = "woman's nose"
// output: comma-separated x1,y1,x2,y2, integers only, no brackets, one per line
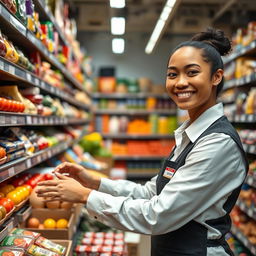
175,75,189,88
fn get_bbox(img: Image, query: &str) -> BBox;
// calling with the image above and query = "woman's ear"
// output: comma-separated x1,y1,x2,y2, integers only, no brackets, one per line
212,69,224,87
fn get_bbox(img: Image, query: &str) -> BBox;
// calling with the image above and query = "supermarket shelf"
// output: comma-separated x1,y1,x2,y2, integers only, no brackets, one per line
236,199,256,220
0,216,18,242
33,0,68,46
94,109,176,115
113,155,165,160
242,144,256,155
0,3,88,94
231,225,256,255
228,113,256,123
0,129,88,183
92,93,171,99
224,73,256,90
0,57,90,110
33,0,84,74
246,174,256,188
102,133,173,139
223,40,256,64
0,112,90,126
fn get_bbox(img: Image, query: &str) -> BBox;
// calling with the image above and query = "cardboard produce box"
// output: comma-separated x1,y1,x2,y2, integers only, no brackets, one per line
20,209,75,240
52,240,72,256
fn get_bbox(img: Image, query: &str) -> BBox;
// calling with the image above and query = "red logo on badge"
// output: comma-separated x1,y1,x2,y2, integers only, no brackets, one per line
163,167,176,179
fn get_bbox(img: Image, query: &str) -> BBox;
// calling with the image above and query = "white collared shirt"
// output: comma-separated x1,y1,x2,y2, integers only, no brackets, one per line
87,103,246,255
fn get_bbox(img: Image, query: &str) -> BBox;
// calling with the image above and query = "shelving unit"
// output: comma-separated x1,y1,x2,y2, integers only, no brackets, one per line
94,109,176,115
0,0,91,243
223,38,256,254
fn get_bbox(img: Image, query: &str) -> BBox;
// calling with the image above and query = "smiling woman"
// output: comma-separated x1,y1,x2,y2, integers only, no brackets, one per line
36,28,248,256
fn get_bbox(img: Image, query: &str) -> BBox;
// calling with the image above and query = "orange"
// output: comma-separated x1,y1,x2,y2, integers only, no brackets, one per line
56,218,68,229
43,218,56,229
0,185,15,196
15,186,29,199
6,191,21,205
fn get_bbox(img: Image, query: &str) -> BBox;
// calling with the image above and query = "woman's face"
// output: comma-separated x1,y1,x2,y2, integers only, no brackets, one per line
166,46,222,121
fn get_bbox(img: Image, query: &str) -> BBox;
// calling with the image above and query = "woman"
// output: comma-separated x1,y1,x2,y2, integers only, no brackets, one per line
37,28,248,256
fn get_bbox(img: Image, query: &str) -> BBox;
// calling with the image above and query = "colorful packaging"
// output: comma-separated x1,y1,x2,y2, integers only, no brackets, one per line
11,228,40,239
27,244,60,256
35,236,66,255
0,248,25,256
0,235,34,249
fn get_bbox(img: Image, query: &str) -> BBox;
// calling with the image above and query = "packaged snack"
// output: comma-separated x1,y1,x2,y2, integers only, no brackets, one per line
11,228,40,239
0,235,34,249
0,248,25,256
27,244,60,256
35,236,66,255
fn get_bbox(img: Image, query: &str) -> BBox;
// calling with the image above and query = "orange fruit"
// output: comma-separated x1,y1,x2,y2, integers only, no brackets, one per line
6,191,21,205
0,185,15,196
56,218,68,229
43,218,56,229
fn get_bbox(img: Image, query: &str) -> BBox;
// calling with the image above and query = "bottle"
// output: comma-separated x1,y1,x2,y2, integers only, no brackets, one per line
109,116,119,134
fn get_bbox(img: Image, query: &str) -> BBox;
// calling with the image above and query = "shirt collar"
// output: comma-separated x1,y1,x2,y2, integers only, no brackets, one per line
185,103,224,143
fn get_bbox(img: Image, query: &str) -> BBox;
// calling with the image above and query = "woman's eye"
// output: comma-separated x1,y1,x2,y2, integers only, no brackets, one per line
167,72,177,78
187,70,199,76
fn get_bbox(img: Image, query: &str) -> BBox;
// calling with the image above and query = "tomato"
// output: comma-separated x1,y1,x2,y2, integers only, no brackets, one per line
22,184,32,194
6,198,14,209
1,98,8,111
0,198,12,213
12,177,24,187
44,173,54,180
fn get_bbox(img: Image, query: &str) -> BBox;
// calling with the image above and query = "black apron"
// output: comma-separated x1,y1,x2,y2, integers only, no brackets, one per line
151,116,248,256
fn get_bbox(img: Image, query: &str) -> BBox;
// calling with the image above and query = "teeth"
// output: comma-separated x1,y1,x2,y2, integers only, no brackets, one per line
177,92,193,98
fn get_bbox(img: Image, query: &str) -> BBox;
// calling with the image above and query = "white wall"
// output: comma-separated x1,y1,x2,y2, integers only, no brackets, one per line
78,32,190,85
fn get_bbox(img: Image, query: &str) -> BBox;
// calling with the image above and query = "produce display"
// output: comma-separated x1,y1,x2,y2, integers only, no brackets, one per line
95,115,177,135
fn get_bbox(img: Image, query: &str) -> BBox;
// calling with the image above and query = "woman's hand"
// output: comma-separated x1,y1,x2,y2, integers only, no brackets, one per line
36,173,91,203
53,162,101,190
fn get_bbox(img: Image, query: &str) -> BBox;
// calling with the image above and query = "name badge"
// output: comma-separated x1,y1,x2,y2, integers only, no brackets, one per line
163,167,176,179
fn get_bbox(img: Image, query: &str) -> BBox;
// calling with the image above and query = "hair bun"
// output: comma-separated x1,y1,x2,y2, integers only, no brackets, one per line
190,27,232,56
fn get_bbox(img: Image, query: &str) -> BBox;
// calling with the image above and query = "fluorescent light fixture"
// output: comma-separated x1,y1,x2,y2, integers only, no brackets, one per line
112,38,125,54
145,0,178,54
111,17,125,35
110,0,125,8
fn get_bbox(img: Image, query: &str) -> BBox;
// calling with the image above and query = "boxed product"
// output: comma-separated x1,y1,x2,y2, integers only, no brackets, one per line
20,209,75,239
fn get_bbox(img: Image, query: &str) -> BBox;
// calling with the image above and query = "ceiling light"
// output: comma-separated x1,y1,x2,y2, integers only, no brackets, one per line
111,17,125,35
112,38,125,54
145,0,180,54
110,0,125,8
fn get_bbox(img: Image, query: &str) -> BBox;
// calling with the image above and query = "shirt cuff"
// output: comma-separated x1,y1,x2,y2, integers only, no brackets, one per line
86,189,109,221
98,178,117,193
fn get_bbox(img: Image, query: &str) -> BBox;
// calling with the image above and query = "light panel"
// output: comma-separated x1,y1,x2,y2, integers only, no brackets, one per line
112,38,125,54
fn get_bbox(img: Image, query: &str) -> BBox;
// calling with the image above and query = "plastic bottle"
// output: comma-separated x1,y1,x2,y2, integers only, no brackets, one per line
109,116,119,133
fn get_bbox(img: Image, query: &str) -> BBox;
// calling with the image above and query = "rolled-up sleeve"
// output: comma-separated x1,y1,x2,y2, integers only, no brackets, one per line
87,134,246,235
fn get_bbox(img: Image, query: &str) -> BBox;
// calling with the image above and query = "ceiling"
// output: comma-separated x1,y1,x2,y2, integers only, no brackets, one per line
71,0,256,36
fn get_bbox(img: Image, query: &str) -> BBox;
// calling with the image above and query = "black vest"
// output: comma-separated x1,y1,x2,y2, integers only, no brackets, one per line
151,116,248,256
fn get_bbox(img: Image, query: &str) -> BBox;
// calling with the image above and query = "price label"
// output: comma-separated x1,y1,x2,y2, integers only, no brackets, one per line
50,86,54,93
26,73,32,82
11,116,17,124
8,167,15,177
0,5,2,14
37,155,42,162
248,208,253,217
26,159,32,168
6,221,13,232
26,116,32,124
240,115,246,122
8,65,15,75
39,117,44,124
41,81,46,89
235,115,239,122
35,78,39,86
0,116,5,124
47,151,51,158
0,60,3,70
32,116,38,124
248,115,254,122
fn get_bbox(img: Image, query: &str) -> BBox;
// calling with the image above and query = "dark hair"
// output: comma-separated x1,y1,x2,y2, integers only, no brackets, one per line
172,28,232,96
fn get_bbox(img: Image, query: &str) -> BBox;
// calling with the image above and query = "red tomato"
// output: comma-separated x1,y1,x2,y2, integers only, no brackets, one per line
44,173,54,180
0,198,12,213
12,178,24,187
6,198,14,210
